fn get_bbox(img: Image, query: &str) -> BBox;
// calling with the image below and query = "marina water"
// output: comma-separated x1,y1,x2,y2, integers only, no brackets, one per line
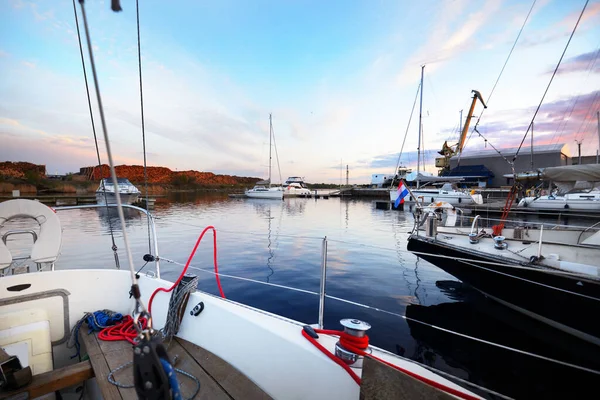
10,193,599,398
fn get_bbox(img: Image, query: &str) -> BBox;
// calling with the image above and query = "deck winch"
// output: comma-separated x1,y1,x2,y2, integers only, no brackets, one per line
493,236,507,250
334,319,371,368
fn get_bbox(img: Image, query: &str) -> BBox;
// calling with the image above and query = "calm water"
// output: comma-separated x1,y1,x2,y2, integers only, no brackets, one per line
4,194,599,399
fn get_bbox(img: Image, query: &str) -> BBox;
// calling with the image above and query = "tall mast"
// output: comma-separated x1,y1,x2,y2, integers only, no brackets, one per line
269,113,272,187
417,65,424,188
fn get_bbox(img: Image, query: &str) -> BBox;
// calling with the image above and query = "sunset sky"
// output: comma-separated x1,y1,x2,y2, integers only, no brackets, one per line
1,0,599,183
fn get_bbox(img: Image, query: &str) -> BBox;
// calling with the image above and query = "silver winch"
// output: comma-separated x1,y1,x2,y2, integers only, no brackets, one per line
494,235,507,250
334,319,371,368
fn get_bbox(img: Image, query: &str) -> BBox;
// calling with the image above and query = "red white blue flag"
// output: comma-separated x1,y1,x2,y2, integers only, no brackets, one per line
395,181,409,208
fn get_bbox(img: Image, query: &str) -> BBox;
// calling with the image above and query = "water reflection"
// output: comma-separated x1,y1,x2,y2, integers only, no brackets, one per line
249,199,284,282
405,284,600,399
96,207,141,232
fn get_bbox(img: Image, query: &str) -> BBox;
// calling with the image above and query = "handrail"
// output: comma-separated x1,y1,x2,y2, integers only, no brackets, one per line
2,229,38,245
54,204,161,278
578,220,600,245
470,215,480,235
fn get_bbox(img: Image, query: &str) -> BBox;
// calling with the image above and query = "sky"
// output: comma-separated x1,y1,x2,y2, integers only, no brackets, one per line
0,0,599,183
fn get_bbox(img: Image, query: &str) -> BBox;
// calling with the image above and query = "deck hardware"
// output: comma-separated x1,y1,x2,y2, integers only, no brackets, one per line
190,302,204,316
335,319,371,368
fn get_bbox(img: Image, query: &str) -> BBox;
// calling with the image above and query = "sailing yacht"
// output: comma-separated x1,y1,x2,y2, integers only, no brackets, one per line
389,68,484,207
246,114,283,200
517,165,600,211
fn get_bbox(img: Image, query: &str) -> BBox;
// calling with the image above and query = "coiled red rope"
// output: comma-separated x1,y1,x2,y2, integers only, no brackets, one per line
303,328,480,400
98,315,148,344
148,226,225,314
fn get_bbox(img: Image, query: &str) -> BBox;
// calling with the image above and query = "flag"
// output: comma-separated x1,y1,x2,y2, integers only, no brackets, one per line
394,180,409,208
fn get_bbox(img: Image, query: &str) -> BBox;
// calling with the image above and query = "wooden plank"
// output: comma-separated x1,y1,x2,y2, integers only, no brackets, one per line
165,339,231,400
93,334,231,400
80,331,123,400
360,357,456,400
0,360,93,400
176,338,272,400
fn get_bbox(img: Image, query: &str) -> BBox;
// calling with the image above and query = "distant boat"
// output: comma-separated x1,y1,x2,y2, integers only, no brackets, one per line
390,181,483,206
95,178,141,205
283,177,312,197
246,114,283,200
517,165,600,212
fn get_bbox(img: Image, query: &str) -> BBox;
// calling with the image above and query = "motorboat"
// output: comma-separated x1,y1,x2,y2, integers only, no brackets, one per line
406,204,600,347
390,182,483,206
0,198,481,399
95,177,141,205
283,177,312,197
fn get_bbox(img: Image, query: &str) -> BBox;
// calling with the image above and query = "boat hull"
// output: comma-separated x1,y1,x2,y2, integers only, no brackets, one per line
390,190,476,205
245,190,283,200
95,192,140,205
518,196,600,211
407,235,600,346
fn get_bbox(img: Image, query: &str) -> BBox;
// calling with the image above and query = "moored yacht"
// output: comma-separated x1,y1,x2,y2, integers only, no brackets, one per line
283,176,312,197
407,204,600,346
95,177,141,205
390,182,483,206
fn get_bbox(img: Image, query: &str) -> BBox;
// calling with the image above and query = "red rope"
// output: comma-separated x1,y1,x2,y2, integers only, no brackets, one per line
97,315,147,344
304,328,480,400
148,226,225,314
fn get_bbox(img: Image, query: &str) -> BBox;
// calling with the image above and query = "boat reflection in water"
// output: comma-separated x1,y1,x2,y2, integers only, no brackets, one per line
96,206,141,231
405,281,600,399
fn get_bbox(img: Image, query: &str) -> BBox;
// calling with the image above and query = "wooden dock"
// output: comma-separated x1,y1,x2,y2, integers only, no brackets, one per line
80,331,271,399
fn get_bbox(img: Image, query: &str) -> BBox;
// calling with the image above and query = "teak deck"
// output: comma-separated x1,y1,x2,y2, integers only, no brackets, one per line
80,332,272,400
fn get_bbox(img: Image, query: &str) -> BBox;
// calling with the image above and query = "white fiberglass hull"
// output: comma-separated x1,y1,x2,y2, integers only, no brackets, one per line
95,192,140,205
390,189,478,206
283,188,312,197
519,195,600,211
245,188,283,200
0,269,480,400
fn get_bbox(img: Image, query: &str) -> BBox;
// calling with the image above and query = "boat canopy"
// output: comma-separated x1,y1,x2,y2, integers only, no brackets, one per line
541,165,600,182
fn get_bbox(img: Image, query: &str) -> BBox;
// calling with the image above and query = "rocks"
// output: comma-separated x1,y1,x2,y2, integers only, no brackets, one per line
0,162,46,179
80,164,260,186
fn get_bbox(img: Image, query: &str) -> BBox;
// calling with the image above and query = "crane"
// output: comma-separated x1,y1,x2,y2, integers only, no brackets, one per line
436,90,487,175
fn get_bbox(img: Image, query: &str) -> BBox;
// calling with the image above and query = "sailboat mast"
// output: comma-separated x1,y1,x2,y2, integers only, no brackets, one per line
417,65,424,189
269,113,272,187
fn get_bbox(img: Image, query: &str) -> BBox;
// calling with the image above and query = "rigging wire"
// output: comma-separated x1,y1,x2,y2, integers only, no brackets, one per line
135,0,152,254
513,0,590,163
462,0,537,152
78,0,138,283
270,116,284,185
549,44,600,146
72,0,120,269
390,82,421,188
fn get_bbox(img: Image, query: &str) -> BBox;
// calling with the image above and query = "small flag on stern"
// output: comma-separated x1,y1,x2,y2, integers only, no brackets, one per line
394,180,409,208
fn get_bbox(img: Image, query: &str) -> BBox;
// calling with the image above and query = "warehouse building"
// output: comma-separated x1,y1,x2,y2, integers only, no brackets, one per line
449,143,571,187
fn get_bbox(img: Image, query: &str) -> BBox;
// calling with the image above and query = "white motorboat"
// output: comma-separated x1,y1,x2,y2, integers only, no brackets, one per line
390,182,483,206
246,114,284,200
0,199,481,399
283,177,312,197
95,177,141,205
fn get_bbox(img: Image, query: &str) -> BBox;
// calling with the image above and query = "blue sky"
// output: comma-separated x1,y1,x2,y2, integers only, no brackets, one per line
1,0,599,183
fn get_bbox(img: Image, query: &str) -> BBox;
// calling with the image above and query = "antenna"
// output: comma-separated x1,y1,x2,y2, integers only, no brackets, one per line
574,139,583,165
